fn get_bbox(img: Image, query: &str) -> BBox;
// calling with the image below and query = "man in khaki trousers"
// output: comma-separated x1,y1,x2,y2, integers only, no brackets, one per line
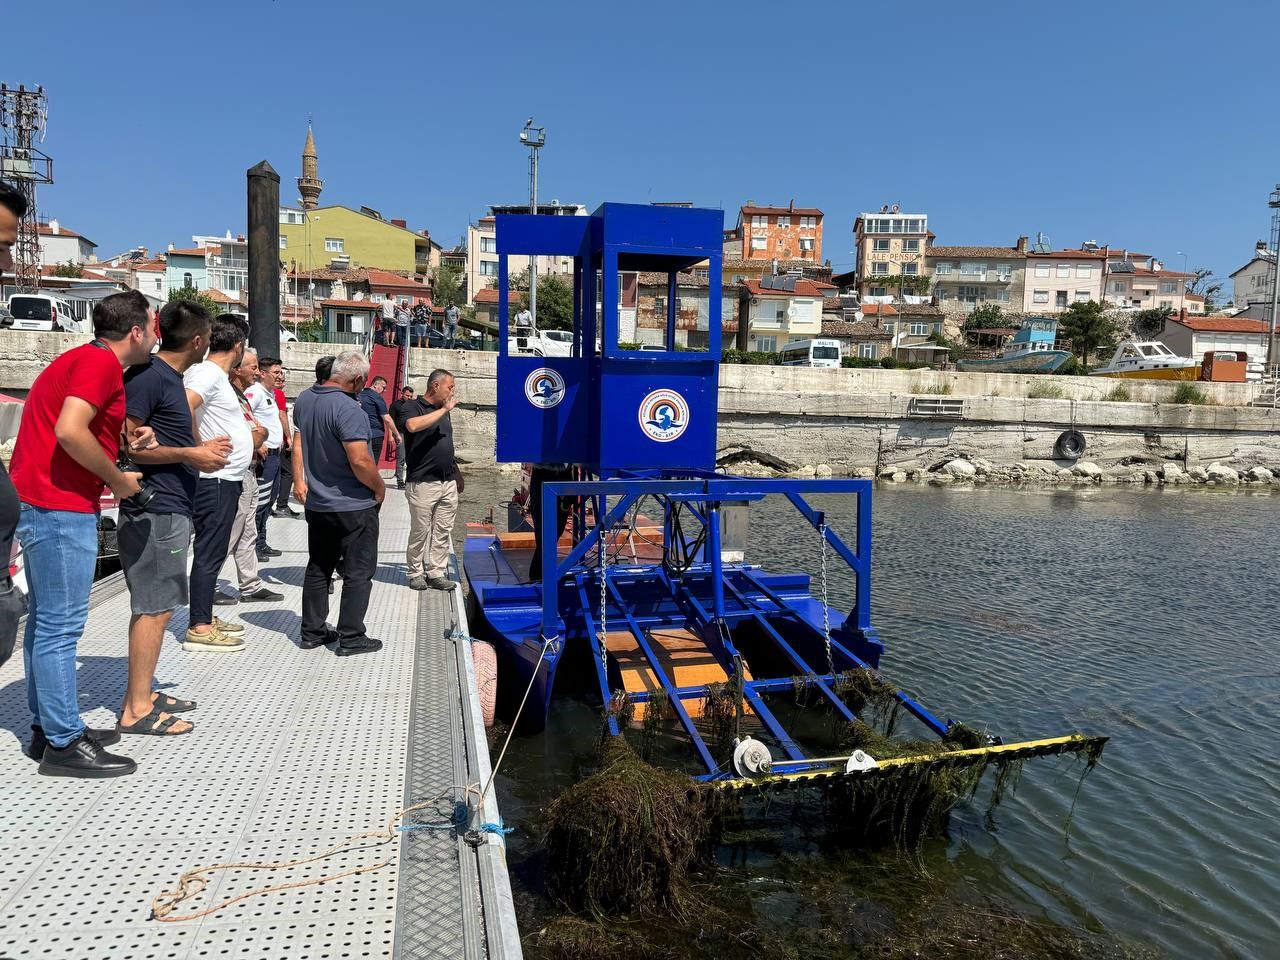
394,369,460,591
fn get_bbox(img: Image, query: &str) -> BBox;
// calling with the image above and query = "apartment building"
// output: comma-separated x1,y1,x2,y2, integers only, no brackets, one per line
725,202,824,263
1022,249,1107,312
926,237,1029,316
1102,249,1189,313
852,205,930,298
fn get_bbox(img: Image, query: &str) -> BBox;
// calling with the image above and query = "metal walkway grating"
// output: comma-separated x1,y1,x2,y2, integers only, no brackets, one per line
0,493,522,959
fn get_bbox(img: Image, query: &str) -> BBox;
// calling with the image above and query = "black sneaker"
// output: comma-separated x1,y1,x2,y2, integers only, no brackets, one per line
213,591,239,606
38,734,136,778
299,626,340,650
261,545,283,557
27,724,121,762
271,507,293,518
241,587,284,602
336,636,383,657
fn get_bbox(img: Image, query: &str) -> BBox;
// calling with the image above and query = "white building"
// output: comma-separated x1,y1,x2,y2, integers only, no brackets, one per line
193,232,248,299
465,202,585,307
1229,242,1275,315
734,277,832,352
1161,314,1272,362
37,220,96,267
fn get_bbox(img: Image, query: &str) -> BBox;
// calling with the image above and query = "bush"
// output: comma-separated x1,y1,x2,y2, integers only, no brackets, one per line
842,356,881,368
880,355,899,369
1172,382,1211,405
1028,382,1067,400
1054,356,1085,376
721,348,777,365
1101,384,1132,402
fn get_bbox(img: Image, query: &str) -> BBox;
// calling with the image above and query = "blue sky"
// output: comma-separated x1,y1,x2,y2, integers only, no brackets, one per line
7,1,1277,284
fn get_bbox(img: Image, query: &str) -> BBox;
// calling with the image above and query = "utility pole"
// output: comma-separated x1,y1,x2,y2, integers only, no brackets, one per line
0,84,53,294
1268,185,1280,373
520,118,545,323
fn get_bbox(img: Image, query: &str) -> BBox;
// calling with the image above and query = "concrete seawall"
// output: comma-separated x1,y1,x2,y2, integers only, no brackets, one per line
3,335,1277,475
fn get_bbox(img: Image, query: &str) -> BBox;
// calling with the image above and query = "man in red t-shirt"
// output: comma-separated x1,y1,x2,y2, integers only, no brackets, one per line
10,289,158,777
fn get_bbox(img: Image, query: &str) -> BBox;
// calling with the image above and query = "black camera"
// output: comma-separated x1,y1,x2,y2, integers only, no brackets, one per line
116,455,156,510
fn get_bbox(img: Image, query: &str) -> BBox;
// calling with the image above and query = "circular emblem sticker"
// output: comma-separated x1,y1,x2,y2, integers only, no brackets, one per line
524,368,565,409
638,389,690,443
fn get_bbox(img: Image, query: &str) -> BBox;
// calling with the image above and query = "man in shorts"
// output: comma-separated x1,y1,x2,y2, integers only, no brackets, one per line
118,300,232,736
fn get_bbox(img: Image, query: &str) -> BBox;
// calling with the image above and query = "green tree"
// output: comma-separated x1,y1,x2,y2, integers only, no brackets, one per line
963,303,1005,331
433,263,465,308
514,273,574,331
1058,300,1117,371
1132,305,1173,339
167,285,223,317
51,260,83,278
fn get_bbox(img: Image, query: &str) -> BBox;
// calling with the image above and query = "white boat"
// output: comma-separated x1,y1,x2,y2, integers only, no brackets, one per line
1090,340,1200,380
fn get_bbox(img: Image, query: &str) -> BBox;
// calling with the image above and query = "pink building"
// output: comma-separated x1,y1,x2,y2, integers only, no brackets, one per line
1022,249,1107,312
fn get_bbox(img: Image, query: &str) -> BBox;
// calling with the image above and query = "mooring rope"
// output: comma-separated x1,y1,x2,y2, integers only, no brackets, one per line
153,628,545,924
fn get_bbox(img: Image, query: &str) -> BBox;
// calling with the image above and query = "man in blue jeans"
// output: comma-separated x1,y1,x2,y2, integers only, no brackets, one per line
8,290,158,776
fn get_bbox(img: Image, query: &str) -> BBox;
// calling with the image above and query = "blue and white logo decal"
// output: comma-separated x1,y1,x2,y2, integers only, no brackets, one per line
524,368,565,409
638,389,689,443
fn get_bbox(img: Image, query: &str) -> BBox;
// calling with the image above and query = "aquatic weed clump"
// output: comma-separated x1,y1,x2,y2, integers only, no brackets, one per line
833,667,902,734
701,676,743,758
544,738,709,917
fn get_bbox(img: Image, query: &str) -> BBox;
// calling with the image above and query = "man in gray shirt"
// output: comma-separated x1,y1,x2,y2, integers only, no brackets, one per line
291,350,385,656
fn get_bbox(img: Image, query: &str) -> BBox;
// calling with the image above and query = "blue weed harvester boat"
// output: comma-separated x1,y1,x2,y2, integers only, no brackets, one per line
465,204,1103,791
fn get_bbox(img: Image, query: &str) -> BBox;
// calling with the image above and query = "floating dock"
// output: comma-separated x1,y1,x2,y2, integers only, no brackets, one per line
0,494,521,959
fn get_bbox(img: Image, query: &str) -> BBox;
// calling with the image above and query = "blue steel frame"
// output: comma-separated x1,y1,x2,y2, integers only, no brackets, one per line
536,475,949,779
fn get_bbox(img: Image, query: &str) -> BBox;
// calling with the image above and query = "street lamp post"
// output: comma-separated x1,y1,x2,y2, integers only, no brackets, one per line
519,118,545,323
1269,186,1280,372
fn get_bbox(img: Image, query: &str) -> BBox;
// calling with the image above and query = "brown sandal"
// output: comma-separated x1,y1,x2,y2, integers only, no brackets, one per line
118,706,195,736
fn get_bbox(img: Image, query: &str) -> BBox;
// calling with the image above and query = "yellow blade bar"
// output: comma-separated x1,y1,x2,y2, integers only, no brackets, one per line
711,734,1107,792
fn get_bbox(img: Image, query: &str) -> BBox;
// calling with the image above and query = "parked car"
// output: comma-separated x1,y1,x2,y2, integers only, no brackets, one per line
280,325,299,343
5,294,87,333
507,329,572,357
0,305,13,328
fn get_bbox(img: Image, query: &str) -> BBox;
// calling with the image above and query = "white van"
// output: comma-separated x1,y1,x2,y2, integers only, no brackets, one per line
5,294,88,333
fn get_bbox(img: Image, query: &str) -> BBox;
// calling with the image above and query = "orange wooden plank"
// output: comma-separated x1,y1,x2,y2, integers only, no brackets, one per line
604,627,751,723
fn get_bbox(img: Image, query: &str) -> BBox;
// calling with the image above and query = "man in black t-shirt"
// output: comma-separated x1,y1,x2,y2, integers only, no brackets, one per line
117,302,231,736
387,385,416,489
393,369,459,591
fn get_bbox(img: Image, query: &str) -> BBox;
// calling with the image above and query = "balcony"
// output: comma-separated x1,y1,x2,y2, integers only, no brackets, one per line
933,271,1012,284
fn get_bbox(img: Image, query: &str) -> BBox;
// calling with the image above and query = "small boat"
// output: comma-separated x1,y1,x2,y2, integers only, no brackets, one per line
1090,340,1200,380
956,317,1072,373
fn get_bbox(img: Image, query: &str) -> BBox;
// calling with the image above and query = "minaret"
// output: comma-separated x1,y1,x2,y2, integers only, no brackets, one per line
297,123,323,210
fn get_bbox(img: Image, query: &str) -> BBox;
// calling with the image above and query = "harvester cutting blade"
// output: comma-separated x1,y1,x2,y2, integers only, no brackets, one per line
709,734,1108,793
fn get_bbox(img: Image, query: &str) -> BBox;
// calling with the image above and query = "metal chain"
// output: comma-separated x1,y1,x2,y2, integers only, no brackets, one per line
819,522,833,677
598,496,608,680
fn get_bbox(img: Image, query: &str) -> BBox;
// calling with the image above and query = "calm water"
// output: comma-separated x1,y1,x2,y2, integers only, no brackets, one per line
457,473,1280,959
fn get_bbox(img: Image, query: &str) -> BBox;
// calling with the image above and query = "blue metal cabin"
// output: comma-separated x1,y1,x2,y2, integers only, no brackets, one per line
464,203,1100,785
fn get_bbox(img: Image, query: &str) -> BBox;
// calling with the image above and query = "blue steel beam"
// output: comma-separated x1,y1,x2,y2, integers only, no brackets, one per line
720,577,855,724
603,577,719,773
736,568,949,737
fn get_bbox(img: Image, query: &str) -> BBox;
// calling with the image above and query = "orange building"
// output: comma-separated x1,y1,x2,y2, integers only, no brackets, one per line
725,202,824,263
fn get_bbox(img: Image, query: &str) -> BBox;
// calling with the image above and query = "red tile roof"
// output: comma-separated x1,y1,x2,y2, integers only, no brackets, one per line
1131,267,1191,279
740,205,823,218
860,303,899,316
1185,293,1205,302
203,288,241,304
926,245,1022,259
319,298,380,310
166,247,208,257
1169,315,1271,333
38,265,114,282
741,278,834,298
365,267,428,291
473,288,501,303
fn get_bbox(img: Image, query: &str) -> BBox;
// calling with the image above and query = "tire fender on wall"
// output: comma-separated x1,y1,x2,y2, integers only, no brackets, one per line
473,638,498,728
1054,430,1086,460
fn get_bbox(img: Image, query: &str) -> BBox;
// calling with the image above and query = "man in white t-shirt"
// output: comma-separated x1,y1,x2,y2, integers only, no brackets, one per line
182,314,255,651
244,357,285,559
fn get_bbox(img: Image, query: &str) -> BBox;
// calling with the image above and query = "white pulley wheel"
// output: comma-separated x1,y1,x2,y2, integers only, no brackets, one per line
732,737,774,778
844,749,879,774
